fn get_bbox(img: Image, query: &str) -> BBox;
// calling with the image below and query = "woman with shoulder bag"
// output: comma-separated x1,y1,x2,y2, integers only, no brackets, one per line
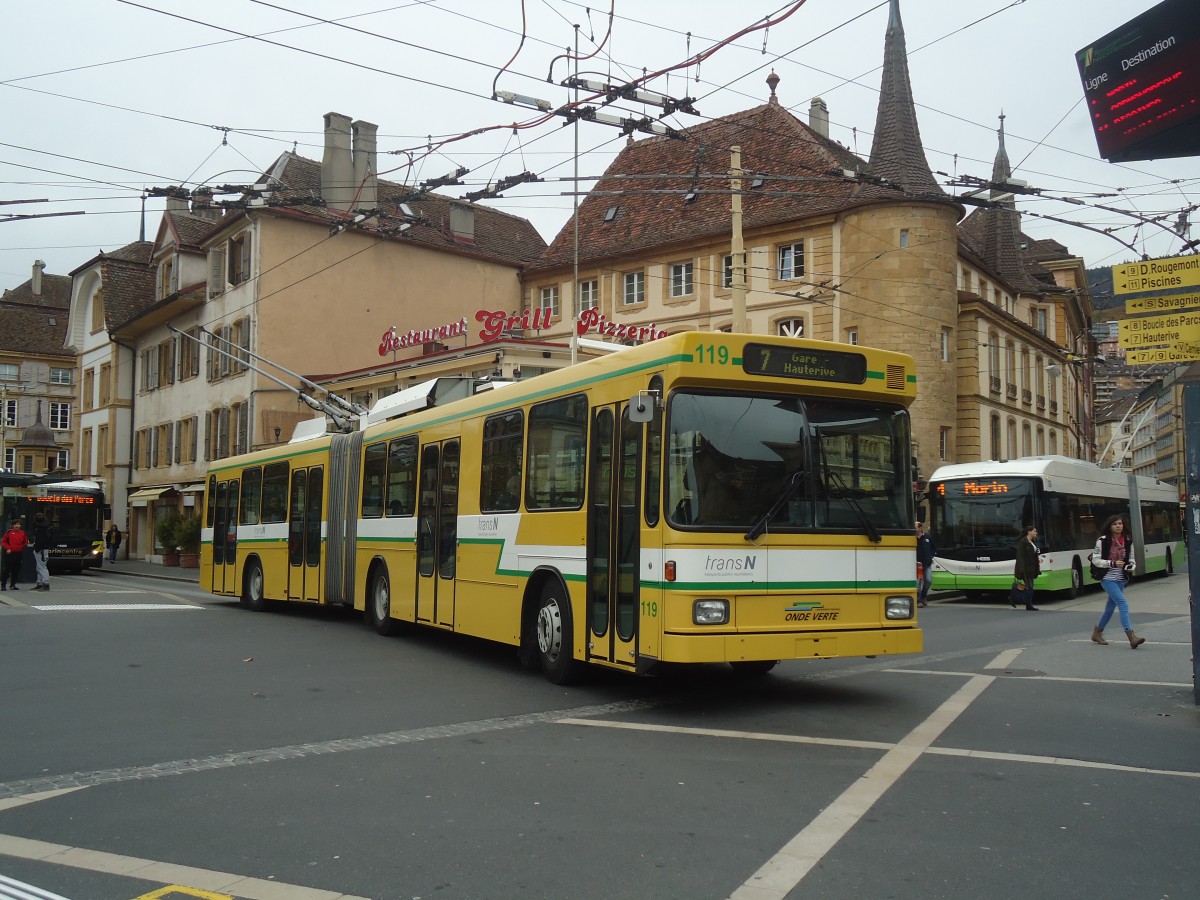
1012,525,1040,611
1090,514,1143,648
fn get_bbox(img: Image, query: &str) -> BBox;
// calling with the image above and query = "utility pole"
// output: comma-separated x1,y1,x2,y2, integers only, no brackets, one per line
730,146,747,333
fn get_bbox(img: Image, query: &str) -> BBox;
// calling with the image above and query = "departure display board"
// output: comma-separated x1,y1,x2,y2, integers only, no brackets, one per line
741,343,866,384
1076,0,1200,163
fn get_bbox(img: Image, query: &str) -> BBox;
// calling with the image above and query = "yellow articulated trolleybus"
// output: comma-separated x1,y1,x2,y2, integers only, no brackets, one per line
201,332,922,683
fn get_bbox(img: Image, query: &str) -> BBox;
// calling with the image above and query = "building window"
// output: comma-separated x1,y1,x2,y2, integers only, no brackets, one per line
844,328,858,346
90,291,105,333
899,229,910,248
83,369,95,411
539,286,560,319
1007,419,1017,459
669,261,694,297
777,318,805,338
2,399,15,427
49,402,71,430
1036,308,1047,335
49,367,71,385
159,258,177,299
622,271,645,306
990,414,1001,460
208,246,227,298
777,242,805,280
576,279,599,316
1049,431,1058,455
157,339,175,388
721,254,734,289
53,450,69,471
99,363,112,405
179,328,201,380
1022,423,1032,457
0,363,16,381
228,232,251,286
941,328,951,362
1036,427,1045,455
2,448,12,472
98,424,109,470
939,427,950,461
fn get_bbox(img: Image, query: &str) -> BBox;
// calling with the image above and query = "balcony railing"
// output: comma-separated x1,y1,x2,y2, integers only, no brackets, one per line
1050,400,1058,415
1006,383,1017,400
1036,395,1046,410
990,376,1001,393
1022,389,1032,405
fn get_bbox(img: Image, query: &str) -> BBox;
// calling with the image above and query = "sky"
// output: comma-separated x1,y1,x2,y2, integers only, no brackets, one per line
2,0,1198,295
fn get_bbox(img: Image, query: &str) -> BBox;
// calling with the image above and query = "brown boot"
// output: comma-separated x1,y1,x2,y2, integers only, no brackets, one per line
1091,627,1109,645
1126,630,1145,649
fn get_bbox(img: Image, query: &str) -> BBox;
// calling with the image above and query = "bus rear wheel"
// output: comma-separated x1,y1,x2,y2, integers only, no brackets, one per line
536,582,580,685
1066,559,1083,598
368,567,402,636
241,560,266,611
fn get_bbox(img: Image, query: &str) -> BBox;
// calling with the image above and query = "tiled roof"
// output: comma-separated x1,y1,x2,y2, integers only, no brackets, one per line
530,101,891,272
867,0,943,197
167,211,218,249
100,253,156,330
0,301,70,355
959,206,1055,294
0,272,71,308
263,153,546,266
104,240,154,264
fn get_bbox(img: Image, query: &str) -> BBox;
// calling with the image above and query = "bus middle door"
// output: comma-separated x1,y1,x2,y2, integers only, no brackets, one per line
586,404,640,670
212,479,240,594
287,466,324,601
416,441,459,628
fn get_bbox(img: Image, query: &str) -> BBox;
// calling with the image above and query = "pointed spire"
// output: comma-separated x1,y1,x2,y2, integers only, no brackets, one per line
991,111,1011,190
868,0,943,196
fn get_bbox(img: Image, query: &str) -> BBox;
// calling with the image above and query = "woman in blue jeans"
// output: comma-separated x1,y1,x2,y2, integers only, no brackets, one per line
1090,514,1144,648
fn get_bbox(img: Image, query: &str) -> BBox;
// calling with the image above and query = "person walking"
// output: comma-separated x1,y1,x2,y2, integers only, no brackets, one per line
1012,524,1040,610
30,512,51,591
1,519,29,591
105,524,122,564
916,520,935,608
1090,514,1143,648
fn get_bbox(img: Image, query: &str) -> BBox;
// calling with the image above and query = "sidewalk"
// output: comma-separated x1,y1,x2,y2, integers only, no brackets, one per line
93,557,199,584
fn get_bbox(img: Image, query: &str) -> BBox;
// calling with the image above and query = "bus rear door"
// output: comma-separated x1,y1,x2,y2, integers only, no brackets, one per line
416,440,459,628
212,479,240,594
287,466,324,601
586,404,640,670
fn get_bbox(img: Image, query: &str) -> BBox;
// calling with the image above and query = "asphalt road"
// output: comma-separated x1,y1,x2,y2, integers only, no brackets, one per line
1,569,1197,900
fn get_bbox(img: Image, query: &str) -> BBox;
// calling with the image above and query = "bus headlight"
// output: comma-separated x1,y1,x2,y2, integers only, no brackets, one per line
885,596,914,620
693,599,729,625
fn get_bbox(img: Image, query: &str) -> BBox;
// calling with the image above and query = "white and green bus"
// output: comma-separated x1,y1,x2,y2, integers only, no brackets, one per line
926,456,1182,598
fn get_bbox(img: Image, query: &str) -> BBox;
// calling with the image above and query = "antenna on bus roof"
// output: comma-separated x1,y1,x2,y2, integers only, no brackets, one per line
168,326,355,432
196,325,368,417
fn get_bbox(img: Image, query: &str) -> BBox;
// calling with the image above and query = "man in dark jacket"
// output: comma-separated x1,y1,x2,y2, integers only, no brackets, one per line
1013,525,1041,611
916,521,935,608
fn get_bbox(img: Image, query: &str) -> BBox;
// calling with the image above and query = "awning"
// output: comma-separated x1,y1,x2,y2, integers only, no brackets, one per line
180,483,207,494
128,487,167,507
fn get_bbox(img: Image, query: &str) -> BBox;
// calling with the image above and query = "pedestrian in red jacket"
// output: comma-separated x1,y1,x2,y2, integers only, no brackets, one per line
1,519,29,590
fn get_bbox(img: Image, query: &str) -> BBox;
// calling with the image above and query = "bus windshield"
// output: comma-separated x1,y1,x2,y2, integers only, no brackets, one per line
927,477,1037,558
665,391,912,534
32,496,102,542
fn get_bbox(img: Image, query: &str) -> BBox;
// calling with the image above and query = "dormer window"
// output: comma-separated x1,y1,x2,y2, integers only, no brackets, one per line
159,258,177,299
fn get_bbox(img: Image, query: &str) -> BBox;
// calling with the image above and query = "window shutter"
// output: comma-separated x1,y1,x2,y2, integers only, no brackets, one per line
239,318,251,368
208,248,226,297
133,431,140,470
203,412,211,462
239,233,252,284
189,416,198,463
173,421,182,465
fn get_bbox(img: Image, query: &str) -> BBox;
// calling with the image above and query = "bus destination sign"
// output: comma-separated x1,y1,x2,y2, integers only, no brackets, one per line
742,344,866,384
934,480,1015,497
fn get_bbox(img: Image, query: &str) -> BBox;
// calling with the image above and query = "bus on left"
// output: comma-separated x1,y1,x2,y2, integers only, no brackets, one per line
0,473,106,572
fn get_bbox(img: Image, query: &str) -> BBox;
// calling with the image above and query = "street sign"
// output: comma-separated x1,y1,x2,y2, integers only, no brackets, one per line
1173,341,1200,358
1118,312,1200,347
1112,255,1200,295
1126,290,1200,315
1126,346,1200,364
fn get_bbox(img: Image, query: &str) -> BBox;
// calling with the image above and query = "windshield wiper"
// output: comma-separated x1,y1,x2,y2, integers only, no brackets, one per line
825,467,881,543
745,468,805,542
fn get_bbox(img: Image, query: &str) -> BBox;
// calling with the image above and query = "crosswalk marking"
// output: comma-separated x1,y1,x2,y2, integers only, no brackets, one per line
30,604,201,611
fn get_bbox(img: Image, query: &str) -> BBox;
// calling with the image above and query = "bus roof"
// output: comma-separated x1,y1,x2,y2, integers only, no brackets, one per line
929,455,1177,503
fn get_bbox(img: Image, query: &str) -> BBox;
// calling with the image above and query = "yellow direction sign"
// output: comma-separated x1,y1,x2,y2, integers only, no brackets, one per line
1126,346,1200,365
1125,290,1200,315
1113,255,1200,295
1118,312,1200,347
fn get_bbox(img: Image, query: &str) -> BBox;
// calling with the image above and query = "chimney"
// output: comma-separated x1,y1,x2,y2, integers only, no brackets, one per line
809,97,829,138
190,187,221,221
164,187,189,214
449,203,475,243
351,120,379,211
31,259,45,298
322,112,355,212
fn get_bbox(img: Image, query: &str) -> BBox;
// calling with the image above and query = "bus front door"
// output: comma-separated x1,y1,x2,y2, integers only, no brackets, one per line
586,405,640,670
212,479,240,594
287,466,324,601
416,441,459,628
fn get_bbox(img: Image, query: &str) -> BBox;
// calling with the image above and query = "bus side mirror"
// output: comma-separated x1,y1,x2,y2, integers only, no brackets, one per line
628,390,660,423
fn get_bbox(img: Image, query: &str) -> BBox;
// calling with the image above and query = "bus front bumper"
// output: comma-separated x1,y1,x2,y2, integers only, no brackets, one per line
660,627,922,663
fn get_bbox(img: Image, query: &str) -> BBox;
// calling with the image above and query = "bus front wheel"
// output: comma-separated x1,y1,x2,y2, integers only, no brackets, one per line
1066,559,1083,598
241,560,266,611
536,582,581,685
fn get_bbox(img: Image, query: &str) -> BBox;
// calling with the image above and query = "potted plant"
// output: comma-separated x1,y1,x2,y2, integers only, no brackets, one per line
177,514,202,568
155,511,182,567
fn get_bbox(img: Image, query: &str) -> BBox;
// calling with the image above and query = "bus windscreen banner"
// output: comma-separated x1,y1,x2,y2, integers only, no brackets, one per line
741,344,866,383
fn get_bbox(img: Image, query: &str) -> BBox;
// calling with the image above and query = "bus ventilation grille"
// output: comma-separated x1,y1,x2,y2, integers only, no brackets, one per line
885,365,906,390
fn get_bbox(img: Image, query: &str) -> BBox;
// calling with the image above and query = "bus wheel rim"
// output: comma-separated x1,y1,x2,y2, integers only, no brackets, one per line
251,568,263,600
374,577,389,620
537,599,562,660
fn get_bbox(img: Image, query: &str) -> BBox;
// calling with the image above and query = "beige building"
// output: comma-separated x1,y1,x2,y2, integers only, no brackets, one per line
519,0,1094,486
96,113,545,560
0,261,76,475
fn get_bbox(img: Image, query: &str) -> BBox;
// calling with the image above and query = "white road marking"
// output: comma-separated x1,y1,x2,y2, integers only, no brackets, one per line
888,668,1192,688
985,647,1024,669
0,834,367,900
30,605,201,611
